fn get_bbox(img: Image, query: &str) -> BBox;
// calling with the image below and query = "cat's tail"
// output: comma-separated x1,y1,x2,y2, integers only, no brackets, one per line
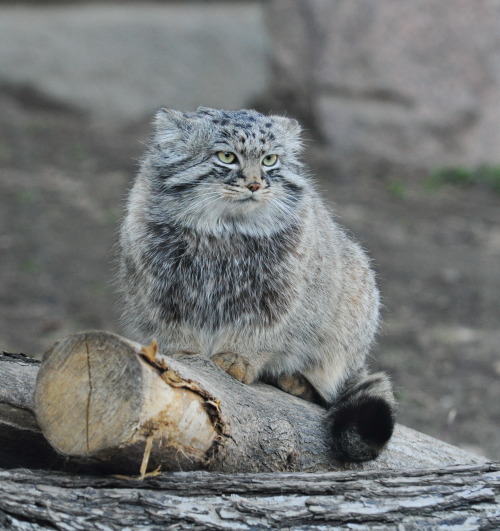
326,372,397,463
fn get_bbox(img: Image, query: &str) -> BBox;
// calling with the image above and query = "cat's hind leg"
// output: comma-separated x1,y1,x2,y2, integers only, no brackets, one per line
265,372,323,403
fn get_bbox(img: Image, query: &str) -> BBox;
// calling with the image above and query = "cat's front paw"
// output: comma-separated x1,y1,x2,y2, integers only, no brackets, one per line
211,351,256,384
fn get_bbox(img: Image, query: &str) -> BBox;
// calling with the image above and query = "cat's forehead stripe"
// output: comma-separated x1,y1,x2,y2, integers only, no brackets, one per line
215,128,279,158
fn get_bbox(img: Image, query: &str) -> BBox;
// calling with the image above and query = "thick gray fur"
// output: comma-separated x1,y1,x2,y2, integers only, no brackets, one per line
118,107,396,462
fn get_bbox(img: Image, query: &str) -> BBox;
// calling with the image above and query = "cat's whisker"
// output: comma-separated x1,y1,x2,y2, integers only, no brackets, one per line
181,194,227,220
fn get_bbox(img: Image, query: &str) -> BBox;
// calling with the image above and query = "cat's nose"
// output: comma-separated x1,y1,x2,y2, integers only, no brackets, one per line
247,182,262,192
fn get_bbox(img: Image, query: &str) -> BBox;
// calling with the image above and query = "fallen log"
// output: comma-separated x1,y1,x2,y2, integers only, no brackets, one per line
0,463,499,530
0,330,487,474
2,330,498,529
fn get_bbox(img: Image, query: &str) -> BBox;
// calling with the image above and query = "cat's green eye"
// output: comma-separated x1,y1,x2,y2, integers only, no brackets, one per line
217,151,237,164
262,154,278,167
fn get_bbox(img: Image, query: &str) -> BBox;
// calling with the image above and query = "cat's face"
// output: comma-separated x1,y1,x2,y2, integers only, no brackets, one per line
146,107,308,234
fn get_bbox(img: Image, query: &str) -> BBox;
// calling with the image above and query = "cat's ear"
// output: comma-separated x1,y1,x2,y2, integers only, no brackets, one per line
272,115,302,136
271,115,303,155
153,108,188,145
195,106,216,115
153,108,211,153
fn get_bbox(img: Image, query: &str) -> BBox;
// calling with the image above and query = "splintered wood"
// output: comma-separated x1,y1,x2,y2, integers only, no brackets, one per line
34,331,221,474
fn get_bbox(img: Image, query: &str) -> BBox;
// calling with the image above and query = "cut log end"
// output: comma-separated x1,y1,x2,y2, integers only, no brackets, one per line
34,331,222,473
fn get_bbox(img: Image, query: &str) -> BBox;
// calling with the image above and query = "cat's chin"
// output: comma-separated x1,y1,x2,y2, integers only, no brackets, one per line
182,202,292,237
237,195,262,203
224,195,267,214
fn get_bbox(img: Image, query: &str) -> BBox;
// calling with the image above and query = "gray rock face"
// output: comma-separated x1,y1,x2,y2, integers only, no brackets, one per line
0,3,269,123
266,0,500,175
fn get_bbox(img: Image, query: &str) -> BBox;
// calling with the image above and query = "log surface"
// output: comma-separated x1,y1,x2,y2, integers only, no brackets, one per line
0,463,499,530
0,332,489,474
1,333,499,529
0,351,67,470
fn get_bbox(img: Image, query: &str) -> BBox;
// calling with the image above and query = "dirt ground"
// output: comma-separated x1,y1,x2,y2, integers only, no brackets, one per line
1,87,499,460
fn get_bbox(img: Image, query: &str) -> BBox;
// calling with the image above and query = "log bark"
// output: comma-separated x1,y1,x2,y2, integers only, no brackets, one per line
0,351,66,470
0,463,498,530
1,330,488,475
2,331,498,529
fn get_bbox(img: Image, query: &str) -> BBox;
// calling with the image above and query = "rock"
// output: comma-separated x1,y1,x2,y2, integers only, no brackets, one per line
0,3,269,124
266,0,500,177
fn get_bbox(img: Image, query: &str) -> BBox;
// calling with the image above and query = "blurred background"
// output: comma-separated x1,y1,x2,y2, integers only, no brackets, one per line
1,0,499,459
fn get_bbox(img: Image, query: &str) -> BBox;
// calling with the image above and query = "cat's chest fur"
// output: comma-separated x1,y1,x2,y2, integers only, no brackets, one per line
143,219,302,331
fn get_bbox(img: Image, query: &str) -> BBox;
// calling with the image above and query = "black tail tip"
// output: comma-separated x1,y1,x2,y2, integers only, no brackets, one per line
327,396,396,463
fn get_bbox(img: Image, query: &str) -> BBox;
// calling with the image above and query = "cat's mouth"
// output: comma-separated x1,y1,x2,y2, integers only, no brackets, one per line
239,194,262,202
221,184,269,205
240,187,269,201
224,190,266,203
